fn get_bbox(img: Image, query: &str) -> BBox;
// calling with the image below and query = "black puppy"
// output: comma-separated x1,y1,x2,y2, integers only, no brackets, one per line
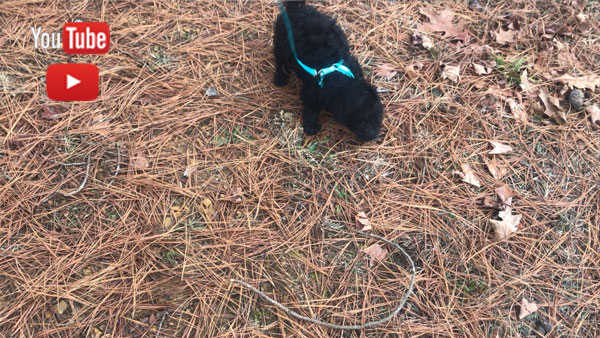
273,0,383,141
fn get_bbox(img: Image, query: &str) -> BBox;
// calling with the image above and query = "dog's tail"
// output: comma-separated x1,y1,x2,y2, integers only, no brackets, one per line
282,0,305,10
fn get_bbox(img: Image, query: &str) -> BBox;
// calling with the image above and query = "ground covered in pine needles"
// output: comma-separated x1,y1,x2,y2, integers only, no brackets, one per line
1,0,599,337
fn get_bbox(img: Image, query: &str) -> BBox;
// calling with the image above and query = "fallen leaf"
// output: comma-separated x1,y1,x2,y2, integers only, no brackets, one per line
544,24,572,38
481,196,503,210
199,198,213,222
519,297,538,319
495,184,516,205
455,164,481,188
484,157,507,179
92,327,103,338
506,15,521,31
163,217,173,228
441,64,460,83
224,186,243,203
132,156,149,170
472,62,490,75
585,105,600,126
555,74,600,91
411,31,434,49
355,211,372,231
493,28,517,44
489,141,513,155
375,64,398,80
507,98,527,123
490,206,520,239
405,62,424,79
362,243,387,267
41,104,60,120
538,89,566,124
555,41,578,68
171,205,188,219
485,86,513,100
578,13,592,33
57,300,69,314
519,70,534,93
419,5,466,39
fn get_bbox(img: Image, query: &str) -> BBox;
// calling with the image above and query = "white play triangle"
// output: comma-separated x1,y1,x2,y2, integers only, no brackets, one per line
66,74,81,89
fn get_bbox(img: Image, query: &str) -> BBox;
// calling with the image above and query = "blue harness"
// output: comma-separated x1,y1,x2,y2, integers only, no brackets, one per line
277,1,355,87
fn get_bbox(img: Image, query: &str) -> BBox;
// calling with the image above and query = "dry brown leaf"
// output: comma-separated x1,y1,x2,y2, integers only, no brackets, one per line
485,86,513,100
490,206,520,239
224,186,243,203
489,141,513,155
481,197,503,210
41,104,60,120
585,105,600,126
519,297,538,319
199,198,213,222
441,64,460,83
355,211,372,231
411,31,434,49
519,70,533,93
484,158,507,179
495,184,516,205
362,243,387,267
538,89,566,124
455,164,481,187
375,64,397,80
507,98,527,123
472,62,490,75
171,205,189,219
419,5,466,39
556,46,578,68
506,15,521,31
493,28,517,44
555,74,600,91
405,62,424,79
132,156,149,170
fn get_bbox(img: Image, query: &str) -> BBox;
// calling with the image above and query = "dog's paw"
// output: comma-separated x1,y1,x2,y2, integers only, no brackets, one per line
303,122,321,136
273,74,289,87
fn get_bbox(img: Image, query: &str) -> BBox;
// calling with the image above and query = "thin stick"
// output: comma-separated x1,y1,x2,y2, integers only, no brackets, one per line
41,154,87,166
155,311,168,338
65,155,91,197
107,143,121,187
231,228,416,330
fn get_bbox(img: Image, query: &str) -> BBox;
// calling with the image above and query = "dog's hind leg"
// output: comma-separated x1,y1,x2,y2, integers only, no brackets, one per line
273,58,289,87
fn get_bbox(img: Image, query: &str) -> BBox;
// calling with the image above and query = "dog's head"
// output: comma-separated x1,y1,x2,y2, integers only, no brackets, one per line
340,81,383,142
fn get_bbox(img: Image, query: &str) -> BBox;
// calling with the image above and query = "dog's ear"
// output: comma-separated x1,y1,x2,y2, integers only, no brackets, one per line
283,0,306,10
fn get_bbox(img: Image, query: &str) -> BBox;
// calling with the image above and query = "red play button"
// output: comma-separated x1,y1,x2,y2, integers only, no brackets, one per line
46,64,98,101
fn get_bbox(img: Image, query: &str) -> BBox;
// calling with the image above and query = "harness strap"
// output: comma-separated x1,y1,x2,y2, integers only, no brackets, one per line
277,1,355,87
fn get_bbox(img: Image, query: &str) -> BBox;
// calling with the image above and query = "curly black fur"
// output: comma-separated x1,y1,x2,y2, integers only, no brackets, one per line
273,0,383,141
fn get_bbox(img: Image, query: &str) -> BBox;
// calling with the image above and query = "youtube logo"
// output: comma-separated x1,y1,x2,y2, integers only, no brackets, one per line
46,64,98,101
63,22,110,54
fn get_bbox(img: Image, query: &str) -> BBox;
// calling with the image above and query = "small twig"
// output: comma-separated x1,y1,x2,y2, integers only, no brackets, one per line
155,310,168,338
106,143,121,188
41,154,87,166
231,227,416,330
65,155,91,197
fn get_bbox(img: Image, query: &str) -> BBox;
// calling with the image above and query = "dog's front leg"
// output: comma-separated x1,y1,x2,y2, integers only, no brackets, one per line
300,88,321,135
301,105,321,135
